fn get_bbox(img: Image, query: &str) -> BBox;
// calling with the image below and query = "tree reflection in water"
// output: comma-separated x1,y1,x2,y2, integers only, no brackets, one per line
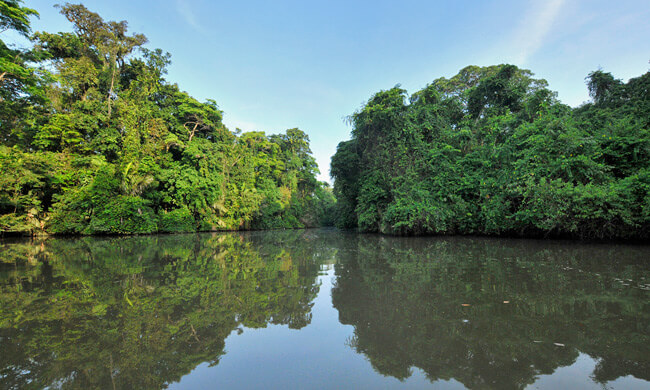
332,235,649,389
0,230,334,389
1,231,648,389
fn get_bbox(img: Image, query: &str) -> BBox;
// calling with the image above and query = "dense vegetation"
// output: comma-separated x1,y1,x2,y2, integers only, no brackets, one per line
0,1,334,235
331,64,650,239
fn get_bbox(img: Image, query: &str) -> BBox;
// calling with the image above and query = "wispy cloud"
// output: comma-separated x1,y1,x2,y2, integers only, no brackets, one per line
176,0,205,33
511,0,566,65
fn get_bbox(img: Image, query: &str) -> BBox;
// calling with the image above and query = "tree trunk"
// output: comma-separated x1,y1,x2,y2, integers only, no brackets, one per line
188,122,199,142
107,63,117,117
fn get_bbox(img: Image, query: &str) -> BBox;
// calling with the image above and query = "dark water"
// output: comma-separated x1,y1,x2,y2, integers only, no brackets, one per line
1,229,649,390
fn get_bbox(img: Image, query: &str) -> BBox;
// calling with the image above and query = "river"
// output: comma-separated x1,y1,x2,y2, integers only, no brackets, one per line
1,229,648,389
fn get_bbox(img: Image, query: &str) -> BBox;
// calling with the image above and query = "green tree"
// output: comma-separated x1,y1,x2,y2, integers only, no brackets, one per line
1,2,331,236
331,64,650,239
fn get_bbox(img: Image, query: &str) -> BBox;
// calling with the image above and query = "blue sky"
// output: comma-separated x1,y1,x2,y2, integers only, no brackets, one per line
16,0,650,181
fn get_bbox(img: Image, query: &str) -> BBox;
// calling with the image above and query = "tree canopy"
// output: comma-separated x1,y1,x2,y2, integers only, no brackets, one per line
331,64,650,240
0,2,334,235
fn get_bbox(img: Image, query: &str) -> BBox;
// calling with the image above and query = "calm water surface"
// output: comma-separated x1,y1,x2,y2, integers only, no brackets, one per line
1,229,649,389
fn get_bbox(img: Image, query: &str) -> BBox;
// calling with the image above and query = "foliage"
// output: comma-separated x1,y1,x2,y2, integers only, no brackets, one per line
0,3,332,235
158,206,195,233
331,65,650,239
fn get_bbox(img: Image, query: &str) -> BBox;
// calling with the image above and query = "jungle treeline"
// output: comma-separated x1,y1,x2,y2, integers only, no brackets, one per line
331,64,650,239
0,2,335,235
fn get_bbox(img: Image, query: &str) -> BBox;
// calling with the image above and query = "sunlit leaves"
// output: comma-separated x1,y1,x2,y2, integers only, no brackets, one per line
333,64,650,239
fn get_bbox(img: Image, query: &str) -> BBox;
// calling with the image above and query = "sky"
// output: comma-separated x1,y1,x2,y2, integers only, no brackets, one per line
14,0,650,182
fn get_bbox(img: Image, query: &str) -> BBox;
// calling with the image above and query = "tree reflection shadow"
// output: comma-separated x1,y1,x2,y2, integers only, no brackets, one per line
332,235,650,389
0,230,337,389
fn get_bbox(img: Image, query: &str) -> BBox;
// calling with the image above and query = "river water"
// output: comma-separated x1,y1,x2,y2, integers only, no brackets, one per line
1,229,648,389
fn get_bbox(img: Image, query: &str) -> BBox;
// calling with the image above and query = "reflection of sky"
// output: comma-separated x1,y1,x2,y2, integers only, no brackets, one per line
169,266,647,390
528,354,648,390
169,267,451,389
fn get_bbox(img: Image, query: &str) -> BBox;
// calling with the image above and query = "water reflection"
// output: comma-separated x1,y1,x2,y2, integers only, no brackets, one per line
332,235,650,388
0,230,336,389
0,230,648,389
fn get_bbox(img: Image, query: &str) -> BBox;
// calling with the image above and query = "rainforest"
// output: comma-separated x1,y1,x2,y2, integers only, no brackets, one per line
1,2,649,389
1,1,649,240
1,2,335,236
331,65,650,239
